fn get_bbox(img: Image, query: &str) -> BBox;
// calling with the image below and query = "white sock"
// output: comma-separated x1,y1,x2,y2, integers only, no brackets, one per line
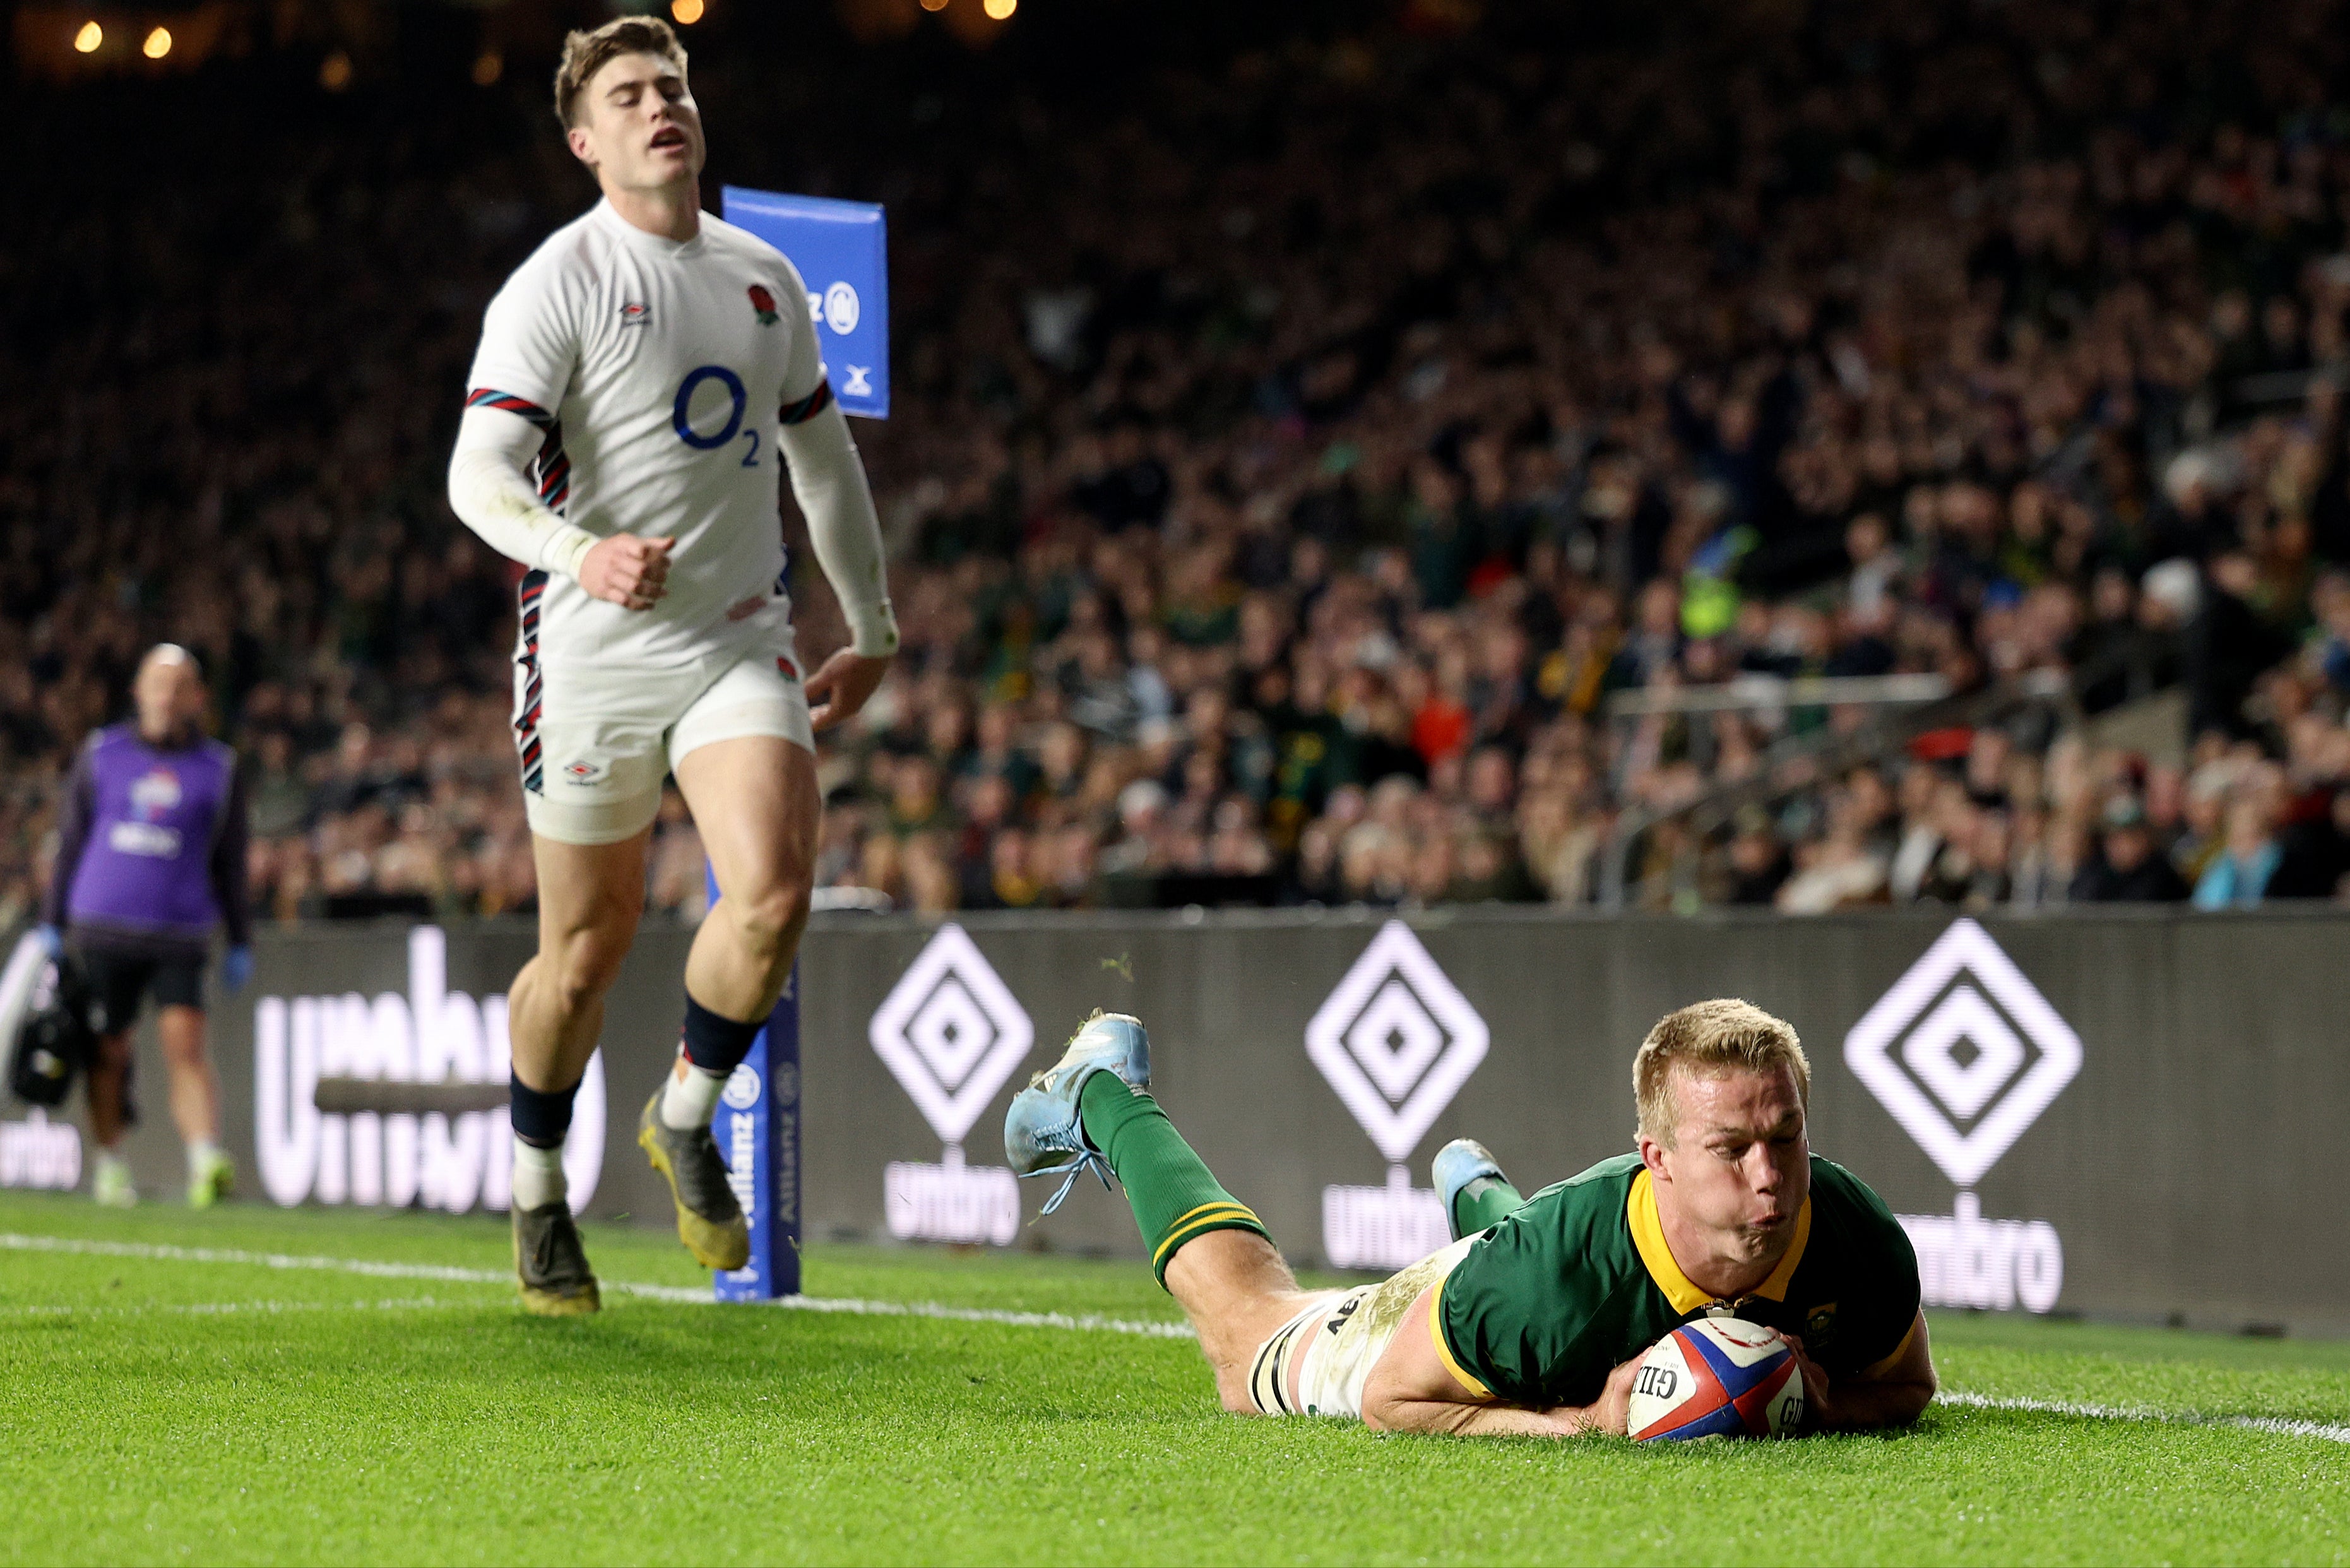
95,1149,131,1179
187,1139,221,1178
511,1138,567,1211
660,1057,728,1131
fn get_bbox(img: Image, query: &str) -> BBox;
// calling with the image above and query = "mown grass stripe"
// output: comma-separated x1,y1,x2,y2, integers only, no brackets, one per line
9,1231,2346,1443
0,1230,1196,1339
0,1296,461,1319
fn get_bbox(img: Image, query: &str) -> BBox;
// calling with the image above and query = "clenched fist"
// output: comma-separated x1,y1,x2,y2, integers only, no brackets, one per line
579,535,675,610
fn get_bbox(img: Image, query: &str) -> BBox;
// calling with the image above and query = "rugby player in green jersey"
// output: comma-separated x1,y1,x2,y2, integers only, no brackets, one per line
1006,998,1935,1436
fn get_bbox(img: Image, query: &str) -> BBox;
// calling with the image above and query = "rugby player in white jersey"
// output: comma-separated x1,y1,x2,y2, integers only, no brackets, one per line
445,16,895,1314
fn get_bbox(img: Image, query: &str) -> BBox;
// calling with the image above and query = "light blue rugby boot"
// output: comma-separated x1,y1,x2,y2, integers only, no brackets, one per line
1432,1137,1521,1240
1004,1011,1152,1215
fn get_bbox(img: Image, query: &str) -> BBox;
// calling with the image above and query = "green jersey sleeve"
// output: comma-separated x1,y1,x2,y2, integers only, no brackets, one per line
1800,1156,1923,1376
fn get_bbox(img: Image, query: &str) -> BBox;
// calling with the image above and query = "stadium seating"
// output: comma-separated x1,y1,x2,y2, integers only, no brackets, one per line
8,0,2350,924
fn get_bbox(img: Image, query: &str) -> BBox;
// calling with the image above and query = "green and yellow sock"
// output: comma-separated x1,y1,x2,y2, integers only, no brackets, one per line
1078,1072,1270,1287
1449,1175,1526,1238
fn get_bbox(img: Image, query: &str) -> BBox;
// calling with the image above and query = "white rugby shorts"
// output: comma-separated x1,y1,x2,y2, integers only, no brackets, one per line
1246,1236,1477,1420
513,589,814,846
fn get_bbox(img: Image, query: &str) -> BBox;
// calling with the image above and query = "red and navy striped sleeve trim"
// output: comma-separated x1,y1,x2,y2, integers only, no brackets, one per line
467,389,569,512
533,428,571,511
466,388,555,427
511,569,547,795
779,380,834,425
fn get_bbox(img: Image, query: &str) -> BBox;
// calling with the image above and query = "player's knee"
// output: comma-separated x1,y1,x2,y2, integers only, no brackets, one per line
547,931,630,1011
157,1026,207,1068
1215,1378,1259,1417
727,878,810,960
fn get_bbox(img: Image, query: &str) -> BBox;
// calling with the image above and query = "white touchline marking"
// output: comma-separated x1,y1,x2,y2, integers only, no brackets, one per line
1932,1390,2350,1444
0,1232,1196,1340
7,1232,2345,1440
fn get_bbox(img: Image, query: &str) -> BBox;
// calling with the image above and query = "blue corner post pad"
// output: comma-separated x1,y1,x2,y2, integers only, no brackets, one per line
720,186,889,420
703,865,804,1302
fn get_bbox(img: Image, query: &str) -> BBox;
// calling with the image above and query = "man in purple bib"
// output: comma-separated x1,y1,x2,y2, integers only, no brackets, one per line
40,644,252,1208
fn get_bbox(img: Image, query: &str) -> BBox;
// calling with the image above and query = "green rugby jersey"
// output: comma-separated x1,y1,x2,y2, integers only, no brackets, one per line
1431,1152,1920,1410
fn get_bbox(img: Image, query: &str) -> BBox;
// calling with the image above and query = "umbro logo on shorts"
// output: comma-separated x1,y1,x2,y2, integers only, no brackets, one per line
619,302,650,326
561,760,608,786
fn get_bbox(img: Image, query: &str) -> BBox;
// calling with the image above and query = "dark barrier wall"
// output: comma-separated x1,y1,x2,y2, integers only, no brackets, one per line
36,908,2350,1336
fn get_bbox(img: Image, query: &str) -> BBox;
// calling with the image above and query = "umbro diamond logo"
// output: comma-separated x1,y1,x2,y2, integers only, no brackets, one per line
1305,920,1488,1164
1844,918,2082,1189
868,924,1034,1148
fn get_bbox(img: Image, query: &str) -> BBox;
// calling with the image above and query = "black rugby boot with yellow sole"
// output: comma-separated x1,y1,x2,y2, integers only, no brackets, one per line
638,1089,751,1271
513,1200,601,1316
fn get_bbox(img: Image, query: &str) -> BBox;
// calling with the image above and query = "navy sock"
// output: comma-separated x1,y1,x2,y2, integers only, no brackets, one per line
509,1073,580,1149
680,992,763,1075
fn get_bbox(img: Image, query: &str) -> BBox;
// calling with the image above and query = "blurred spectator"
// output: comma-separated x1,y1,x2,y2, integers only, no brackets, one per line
13,0,2350,928
2193,793,2287,910
2072,799,2192,904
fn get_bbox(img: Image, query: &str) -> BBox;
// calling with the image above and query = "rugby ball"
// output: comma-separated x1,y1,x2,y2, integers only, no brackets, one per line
1627,1316,1804,1441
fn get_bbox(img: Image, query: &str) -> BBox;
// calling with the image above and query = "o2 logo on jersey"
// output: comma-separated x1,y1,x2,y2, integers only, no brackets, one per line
674,365,760,468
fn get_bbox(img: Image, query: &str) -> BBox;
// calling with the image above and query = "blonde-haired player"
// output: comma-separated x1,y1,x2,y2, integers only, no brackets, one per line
1006,999,1937,1433
446,16,893,1312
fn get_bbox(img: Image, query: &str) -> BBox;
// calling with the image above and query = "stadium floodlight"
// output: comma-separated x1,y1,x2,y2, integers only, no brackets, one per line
983,0,1016,16
142,28,171,59
73,21,101,52
670,0,705,23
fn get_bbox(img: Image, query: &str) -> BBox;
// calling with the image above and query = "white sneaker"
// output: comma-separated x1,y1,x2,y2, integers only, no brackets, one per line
92,1156,137,1209
189,1148,234,1208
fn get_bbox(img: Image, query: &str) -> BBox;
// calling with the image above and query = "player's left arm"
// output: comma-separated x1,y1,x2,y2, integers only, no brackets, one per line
773,272,898,730
1791,1309,1937,1432
1360,1283,1638,1438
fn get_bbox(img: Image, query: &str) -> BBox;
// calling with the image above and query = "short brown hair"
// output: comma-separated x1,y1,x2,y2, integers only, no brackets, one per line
554,16,688,128
1633,999,1810,1146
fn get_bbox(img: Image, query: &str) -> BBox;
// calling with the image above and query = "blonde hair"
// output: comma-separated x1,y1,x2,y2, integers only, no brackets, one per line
1634,999,1810,1146
553,16,688,128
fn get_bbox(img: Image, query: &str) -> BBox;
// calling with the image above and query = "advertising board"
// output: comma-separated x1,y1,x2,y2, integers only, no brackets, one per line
63,908,2350,1336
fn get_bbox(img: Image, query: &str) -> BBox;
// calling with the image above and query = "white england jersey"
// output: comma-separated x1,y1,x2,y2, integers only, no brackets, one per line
463,199,833,670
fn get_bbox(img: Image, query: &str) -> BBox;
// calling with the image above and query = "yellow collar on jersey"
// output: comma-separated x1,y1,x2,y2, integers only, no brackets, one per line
1627,1167,1813,1314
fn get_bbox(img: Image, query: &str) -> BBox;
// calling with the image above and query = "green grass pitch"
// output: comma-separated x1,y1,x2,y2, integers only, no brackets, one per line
1,1191,2344,1565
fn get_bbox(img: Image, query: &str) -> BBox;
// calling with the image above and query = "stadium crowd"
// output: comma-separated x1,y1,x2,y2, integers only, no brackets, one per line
11,0,2350,927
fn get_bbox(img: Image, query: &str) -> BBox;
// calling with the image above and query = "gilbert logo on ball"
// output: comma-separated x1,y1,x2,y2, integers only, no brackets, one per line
1306,920,1488,1269
868,924,1033,1245
1844,918,2073,1315
1627,1318,1804,1442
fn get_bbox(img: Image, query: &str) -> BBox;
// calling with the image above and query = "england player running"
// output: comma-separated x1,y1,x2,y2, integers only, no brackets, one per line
1006,1000,1937,1434
446,16,895,1314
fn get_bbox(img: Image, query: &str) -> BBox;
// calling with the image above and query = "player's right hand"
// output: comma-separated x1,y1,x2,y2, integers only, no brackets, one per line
579,535,674,610
1585,1356,1641,1437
